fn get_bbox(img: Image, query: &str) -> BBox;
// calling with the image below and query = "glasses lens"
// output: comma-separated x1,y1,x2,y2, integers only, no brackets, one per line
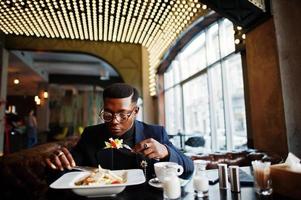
100,108,135,123
118,113,129,122
102,112,113,122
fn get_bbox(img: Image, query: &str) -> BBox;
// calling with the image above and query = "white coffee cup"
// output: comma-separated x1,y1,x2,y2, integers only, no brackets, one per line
154,162,184,182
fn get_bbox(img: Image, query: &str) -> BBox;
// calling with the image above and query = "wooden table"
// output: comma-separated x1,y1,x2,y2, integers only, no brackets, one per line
46,168,294,200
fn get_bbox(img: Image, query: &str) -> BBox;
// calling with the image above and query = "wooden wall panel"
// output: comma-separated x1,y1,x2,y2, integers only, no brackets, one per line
245,18,288,157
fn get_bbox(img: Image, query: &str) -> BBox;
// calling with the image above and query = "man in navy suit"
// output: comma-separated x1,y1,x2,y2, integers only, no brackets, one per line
46,83,193,179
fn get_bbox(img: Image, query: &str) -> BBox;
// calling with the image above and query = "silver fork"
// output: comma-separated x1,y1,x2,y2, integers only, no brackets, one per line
123,144,160,161
72,166,97,172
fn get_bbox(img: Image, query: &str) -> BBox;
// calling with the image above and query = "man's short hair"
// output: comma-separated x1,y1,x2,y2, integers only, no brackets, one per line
103,83,139,103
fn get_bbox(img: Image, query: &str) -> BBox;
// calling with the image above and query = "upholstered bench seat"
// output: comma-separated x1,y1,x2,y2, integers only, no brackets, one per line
0,136,80,200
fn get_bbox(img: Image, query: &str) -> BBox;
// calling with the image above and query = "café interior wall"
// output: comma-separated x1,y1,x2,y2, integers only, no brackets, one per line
245,18,288,158
5,36,143,95
5,36,156,124
272,0,301,158
48,87,102,136
141,46,157,124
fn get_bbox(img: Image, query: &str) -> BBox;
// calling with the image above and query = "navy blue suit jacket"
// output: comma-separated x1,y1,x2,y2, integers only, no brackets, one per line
71,120,194,179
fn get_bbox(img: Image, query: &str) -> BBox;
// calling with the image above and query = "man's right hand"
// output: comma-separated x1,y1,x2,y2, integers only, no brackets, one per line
45,147,76,171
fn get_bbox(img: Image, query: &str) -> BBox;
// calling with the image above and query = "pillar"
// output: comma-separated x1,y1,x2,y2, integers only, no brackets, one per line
0,48,9,155
272,0,301,158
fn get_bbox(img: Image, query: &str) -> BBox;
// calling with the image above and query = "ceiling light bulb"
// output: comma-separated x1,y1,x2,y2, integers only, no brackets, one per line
36,98,41,105
234,39,240,44
242,34,246,39
13,78,20,84
43,91,48,98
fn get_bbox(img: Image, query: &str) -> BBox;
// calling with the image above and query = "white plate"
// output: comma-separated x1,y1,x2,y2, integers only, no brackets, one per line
50,169,145,198
148,178,189,189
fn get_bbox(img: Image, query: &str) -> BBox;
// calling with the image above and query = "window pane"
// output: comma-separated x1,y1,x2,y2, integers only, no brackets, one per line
164,66,173,89
173,60,181,85
180,32,206,80
164,60,181,89
224,54,247,149
183,75,211,152
209,63,226,150
206,23,220,65
164,86,183,136
163,17,247,154
220,18,235,57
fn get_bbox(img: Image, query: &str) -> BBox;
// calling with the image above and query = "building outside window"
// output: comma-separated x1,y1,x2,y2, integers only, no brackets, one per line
163,18,247,153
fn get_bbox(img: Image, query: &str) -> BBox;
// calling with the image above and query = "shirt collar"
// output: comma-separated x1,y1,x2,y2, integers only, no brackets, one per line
108,121,135,140
119,123,135,141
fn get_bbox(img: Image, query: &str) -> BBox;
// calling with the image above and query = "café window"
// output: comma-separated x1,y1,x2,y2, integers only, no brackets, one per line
163,18,247,153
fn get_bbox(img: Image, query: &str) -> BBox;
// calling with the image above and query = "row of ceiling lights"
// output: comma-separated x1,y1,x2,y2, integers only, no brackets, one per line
234,26,246,45
0,0,208,96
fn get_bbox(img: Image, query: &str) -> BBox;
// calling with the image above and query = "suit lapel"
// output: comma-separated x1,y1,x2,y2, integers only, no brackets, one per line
134,121,156,179
135,121,146,144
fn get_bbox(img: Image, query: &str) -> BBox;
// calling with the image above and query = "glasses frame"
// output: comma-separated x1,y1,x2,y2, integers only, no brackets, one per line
99,107,137,123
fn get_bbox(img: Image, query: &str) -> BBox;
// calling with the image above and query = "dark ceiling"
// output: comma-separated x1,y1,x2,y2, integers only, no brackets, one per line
200,0,270,31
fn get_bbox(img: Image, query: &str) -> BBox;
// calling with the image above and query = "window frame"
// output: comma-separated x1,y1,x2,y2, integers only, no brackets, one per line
163,18,247,152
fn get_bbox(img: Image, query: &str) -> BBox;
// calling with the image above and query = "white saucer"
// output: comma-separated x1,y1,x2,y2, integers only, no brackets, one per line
148,178,163,188
148,178,189,189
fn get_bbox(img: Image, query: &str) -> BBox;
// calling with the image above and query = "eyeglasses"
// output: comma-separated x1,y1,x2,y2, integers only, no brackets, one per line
99,107,137,123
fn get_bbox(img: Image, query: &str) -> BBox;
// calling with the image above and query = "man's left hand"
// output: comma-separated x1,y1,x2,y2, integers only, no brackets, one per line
133,138,169,160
